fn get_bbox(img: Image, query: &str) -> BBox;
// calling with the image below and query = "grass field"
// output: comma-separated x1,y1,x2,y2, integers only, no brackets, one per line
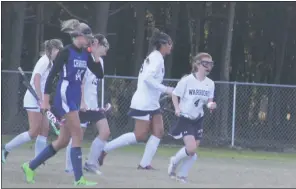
2,135,296,188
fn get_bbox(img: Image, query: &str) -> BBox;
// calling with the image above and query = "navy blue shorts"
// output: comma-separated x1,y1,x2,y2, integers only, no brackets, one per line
169,116,204,140
127,108,161,121
79,110,106,128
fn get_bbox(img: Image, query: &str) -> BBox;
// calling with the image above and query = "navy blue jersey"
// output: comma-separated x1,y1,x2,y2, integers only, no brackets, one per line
44,44,104,116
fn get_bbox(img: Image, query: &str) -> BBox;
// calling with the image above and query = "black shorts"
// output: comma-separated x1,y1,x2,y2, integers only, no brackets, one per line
127,108,161,121
79,110,106,128
169,116,204,140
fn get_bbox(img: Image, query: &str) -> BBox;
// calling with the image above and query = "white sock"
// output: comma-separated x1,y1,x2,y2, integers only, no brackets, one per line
139,135,160,167
87,137,106,165
65,138,72,171
173,147,189,164
104,132,137,152
5,131,31,152
34,135,47,157
177,153,197,177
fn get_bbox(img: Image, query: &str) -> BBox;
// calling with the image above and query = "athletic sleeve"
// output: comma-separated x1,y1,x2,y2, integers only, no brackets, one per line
87,54,104,79
34,56,50,75
44,48,69,94
172,77,187,97
209,82,215,99
143,54,167,93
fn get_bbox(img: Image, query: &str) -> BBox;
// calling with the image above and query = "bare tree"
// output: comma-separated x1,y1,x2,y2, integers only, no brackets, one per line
6,2,27,127
133,2,147,76
94,2,110,35
219,2,236,140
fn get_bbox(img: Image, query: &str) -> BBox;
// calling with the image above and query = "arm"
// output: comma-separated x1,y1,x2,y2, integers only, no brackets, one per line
143,56,167,93
80,70,87,110
172,78,187,114
87,54,104,79
208,82,215,103
33,56,50,101
43,48,68,103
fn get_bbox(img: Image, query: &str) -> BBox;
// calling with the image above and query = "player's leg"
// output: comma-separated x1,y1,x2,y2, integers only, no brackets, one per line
138,111,164,169
98,111,151,166
65,126,86,173
34,115,49,157
85,114,110,175
2,110,42,163
22,124,71,183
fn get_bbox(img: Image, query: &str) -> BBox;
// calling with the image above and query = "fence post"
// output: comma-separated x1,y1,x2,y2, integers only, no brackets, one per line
231,82,237,147
101,78,105,107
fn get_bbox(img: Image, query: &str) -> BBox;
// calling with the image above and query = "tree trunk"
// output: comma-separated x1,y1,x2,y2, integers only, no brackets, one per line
133,2,147,76
219,2,236,140
6,2,27,128
34,3,44,63
94,2,110,35
165,2,180,77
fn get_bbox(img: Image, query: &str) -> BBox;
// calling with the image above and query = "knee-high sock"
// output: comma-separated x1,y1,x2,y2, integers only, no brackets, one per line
104,132,137,152
139,135,160,167
65,138,72,171
5,131,31,152
34,135,47,157
87,137,106,165
177,153,197,177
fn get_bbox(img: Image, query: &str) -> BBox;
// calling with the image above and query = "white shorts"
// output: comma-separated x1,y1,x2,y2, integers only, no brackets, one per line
23,91,40,112
127,108,161,121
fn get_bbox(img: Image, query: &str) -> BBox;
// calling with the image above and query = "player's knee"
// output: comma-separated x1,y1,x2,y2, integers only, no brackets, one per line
99,128,110,141
152,128,164,139
185,141,197,155
134,132,148,142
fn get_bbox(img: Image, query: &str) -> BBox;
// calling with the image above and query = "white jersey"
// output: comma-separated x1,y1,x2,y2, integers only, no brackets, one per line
173,74,215,119
82,57,104,109
23,55,52,109
130,50,167,111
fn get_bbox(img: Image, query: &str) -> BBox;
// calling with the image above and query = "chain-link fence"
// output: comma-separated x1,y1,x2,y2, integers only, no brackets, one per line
2,70,296,152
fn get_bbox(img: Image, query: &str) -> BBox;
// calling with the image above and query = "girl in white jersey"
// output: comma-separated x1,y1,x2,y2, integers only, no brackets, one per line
168,53,217,183
98,29,174,169
2,39,63,163
64,34,110,175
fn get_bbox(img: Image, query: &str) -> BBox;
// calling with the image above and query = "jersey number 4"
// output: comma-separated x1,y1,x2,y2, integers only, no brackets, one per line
194,99,200,107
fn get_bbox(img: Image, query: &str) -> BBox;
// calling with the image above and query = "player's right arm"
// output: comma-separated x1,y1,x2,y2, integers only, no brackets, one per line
142,54,173,95
172,77,187,116
33,56,50,103
42,48,69,110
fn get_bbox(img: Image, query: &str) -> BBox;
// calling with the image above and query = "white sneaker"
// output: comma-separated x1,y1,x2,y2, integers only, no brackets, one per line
168,156,177,179
176,176,188,183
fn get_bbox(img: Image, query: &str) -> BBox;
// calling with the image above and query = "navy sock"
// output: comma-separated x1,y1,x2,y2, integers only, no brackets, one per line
29,144,56,170
71,147,83,181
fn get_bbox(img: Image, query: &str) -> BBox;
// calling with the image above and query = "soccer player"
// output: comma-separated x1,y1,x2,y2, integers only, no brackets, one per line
21,19,103,186
98,29,174,169
2,39,63,163
168,52,217,183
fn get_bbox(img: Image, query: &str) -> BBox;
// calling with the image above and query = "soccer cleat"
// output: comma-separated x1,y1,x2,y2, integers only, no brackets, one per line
168,156,178,179
74,176,97,186
2,148,9,164
83,162,102,175
176,176,188,183
137,165,156,170
22,162,35,184
97,151,107,166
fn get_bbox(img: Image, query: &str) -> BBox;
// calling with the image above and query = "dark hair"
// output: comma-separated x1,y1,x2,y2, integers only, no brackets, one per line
149,28,172,51
61,19,93,38
40,39,63,60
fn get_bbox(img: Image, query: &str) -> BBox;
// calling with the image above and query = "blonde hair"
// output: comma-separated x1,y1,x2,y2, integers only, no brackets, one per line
61,19,92,38
191,52,212,72
40,39,63,59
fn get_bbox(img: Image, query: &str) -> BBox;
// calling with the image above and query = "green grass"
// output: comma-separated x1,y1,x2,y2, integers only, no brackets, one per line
2,135,296,161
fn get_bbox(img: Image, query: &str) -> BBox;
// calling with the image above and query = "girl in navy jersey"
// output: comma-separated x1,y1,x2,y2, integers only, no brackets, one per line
21,19,103,186
2,39,63,163
64,34,110,175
